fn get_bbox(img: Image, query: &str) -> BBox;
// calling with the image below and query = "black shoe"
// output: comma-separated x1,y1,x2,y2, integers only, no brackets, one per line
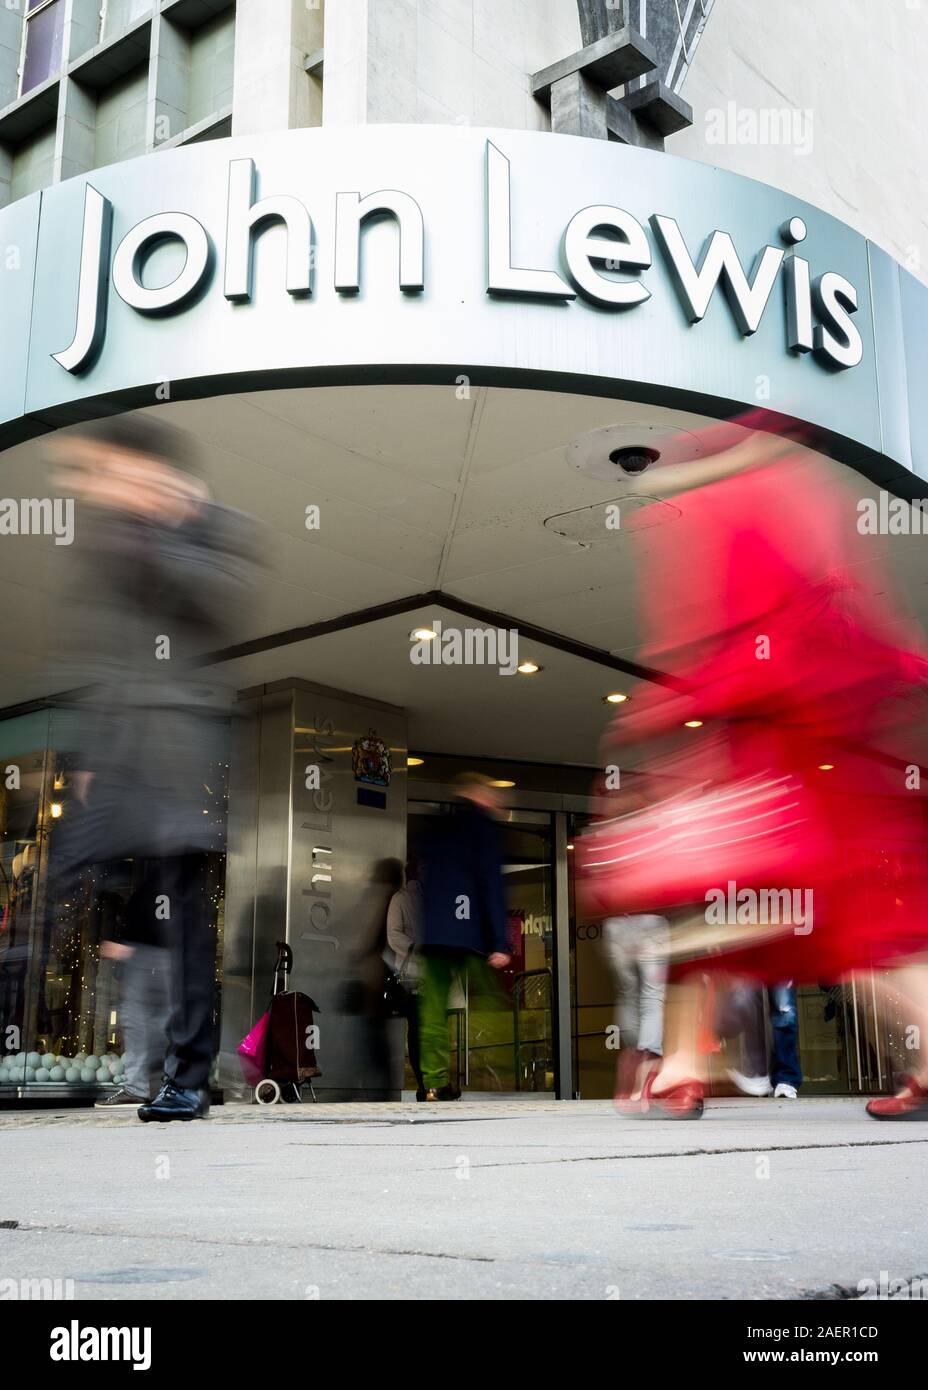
138,1080,210,1122
95,1087,148,1109
425,1085,462,1102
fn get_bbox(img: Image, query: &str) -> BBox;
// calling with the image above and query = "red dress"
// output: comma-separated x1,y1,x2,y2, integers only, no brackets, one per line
577,424,928,983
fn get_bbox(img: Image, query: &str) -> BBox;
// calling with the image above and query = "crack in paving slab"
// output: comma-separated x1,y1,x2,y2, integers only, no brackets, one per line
0,1221,510,1266
282,1137,928,1168
3,1221,893,1298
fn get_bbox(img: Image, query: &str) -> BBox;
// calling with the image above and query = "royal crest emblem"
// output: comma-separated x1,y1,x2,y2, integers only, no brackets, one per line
351,728,391,787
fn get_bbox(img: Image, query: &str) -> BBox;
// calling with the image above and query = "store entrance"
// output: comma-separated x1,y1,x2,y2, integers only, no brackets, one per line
407,800,556,1096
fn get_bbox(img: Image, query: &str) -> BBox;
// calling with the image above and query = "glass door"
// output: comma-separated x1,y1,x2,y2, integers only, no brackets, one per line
408,803,556,1094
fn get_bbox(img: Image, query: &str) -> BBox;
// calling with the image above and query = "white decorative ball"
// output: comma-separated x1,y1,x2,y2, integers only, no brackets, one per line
65,1067,80,1083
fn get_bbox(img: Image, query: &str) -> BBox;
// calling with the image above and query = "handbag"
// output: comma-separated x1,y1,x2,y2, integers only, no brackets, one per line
381,947,415,1017
576,769,830,919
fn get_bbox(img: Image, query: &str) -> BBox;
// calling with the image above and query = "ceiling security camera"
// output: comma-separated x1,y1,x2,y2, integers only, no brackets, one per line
608,446,661,475
568,424,703,483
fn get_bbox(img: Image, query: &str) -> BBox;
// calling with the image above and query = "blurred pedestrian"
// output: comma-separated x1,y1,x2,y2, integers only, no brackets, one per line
578,413,928,1119
418,775,511,1101
604,913,668,1112
717,981,772,1097
95,871,171,1108
768,983,802,1099
719,981,802,1099
386,857,426,1100
48,413,261,1122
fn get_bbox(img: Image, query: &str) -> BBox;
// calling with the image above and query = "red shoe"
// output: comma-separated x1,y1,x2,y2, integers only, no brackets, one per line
643,1071,705,1120
614,1050,660,1116
866,1075,928,1121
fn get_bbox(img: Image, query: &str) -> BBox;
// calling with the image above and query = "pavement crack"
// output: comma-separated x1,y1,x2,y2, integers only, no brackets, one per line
283,1136,928,1170
0,1220,498,1266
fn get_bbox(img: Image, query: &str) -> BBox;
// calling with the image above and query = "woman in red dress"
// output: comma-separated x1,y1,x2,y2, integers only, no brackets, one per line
578,415,928,1119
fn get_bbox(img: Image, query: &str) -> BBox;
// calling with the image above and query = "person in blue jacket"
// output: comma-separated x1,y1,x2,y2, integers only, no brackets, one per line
418,774,511,1100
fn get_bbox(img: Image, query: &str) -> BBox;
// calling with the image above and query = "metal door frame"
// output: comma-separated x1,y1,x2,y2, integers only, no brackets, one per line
408,785,589,1099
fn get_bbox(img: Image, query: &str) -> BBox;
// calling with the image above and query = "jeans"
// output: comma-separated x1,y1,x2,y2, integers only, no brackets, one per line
603,915,669,1055
158,855,216,1092
716,982,803,1088
120,943,172,1098
769,983,802,1089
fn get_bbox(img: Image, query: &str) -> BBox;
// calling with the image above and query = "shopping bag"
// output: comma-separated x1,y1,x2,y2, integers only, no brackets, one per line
236,1010,270,1086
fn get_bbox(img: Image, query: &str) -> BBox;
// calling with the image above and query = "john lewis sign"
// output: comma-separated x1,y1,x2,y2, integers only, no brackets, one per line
54,139,862,376
0,125,924,480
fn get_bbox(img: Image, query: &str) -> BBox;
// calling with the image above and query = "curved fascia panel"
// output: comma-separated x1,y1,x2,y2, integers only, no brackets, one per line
0,124,922,491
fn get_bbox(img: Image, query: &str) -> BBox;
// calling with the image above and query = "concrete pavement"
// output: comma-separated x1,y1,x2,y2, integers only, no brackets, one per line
0,1097,925,1300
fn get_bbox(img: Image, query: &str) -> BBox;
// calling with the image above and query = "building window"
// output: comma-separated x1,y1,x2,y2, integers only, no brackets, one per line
21,0,66,97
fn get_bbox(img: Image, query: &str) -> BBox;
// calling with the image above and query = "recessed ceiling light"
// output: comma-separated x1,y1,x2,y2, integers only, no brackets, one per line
603,692,629,705
517,660,542,675
489,779,515,788
684,719,703,728
407,756,424,767
566,842,575,851
818,763,835,771
410,627,437,641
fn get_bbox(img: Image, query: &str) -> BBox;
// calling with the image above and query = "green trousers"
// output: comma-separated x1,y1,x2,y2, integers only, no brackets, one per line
420,947,507,1089
418,949,466,1089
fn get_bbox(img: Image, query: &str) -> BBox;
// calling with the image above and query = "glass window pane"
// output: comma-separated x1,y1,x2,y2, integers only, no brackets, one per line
21,0,64,96
0,711,50,1091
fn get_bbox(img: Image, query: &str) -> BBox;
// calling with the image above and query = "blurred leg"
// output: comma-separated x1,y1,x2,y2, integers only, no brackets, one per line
121,947,169,1098
418,950,455,1090
717,982,768,1078
869,966,928,1090
404,988,426,1095
161,855,215,1093
637,916,670,1056
652,974,706,1091
768,983,802,1089
603,917,641,1050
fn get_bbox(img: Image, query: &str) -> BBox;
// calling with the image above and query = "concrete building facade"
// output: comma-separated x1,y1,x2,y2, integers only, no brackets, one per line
0,0,924,1105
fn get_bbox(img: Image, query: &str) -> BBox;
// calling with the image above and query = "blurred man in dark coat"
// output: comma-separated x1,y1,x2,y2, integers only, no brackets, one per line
49,413,261,1120
418,774,511,1100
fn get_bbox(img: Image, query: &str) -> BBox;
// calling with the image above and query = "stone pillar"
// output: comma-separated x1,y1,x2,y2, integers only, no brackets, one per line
231,0,323,136
550,71,608,140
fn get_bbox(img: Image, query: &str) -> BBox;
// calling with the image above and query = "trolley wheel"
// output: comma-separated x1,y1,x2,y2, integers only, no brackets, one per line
254,1078,281,1106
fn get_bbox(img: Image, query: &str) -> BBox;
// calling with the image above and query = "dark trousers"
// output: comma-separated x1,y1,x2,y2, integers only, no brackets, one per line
402,987,425,1095
768,983,802,1089
716,982,803,1089
157,855,216,1092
